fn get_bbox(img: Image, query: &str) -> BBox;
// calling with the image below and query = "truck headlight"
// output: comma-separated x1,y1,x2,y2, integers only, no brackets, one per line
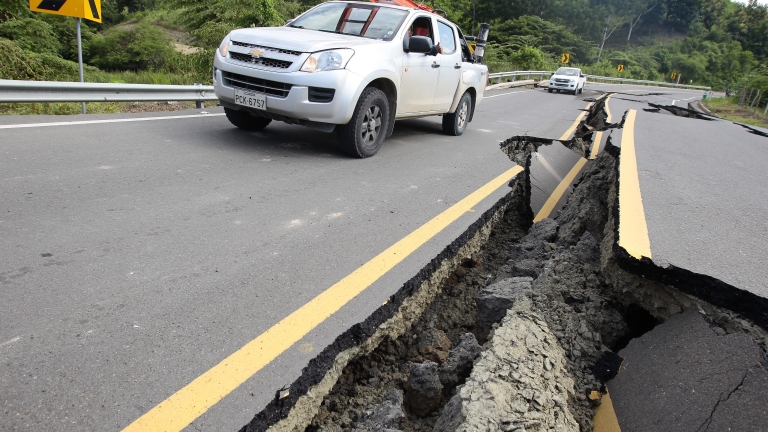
300,49,354,73
219,34,231,57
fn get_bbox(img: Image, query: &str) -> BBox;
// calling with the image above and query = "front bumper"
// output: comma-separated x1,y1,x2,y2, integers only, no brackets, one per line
549,81,576,89
213,52,365,125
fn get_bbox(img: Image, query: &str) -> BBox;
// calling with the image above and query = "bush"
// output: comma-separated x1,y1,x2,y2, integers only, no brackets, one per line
41,14,96,61
87,22,175,70
0,38,47,80
0,18,60,55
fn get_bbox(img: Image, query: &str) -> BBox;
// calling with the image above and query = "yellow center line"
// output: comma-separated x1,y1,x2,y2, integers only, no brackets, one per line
559,102,594,141
122,166,524,432
590,96,612,160
593,389,622,432
617,110,652,259
532,100,596,222
533,157,588,222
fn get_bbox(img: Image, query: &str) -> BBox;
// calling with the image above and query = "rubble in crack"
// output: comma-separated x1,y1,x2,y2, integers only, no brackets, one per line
646,102,717,120
304,148,638,432
435,295,580,431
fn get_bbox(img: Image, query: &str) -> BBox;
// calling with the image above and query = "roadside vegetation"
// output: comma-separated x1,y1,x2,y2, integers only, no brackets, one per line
706,96,768,127
1,0,767,114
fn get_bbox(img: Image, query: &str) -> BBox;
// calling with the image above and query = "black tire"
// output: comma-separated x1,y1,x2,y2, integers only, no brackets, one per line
337,87,390,158
442,92,472,136
548,88,553,93
225,107,271,131
556,89,560,93
579,86,583,94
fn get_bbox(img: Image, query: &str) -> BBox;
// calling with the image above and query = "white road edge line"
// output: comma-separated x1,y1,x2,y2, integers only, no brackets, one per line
0,336,21,349
485,90,531,99
0,113,226,130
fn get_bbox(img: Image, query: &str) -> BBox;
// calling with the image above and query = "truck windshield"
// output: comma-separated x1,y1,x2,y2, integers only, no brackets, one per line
289,3,408,41
555,68,579,76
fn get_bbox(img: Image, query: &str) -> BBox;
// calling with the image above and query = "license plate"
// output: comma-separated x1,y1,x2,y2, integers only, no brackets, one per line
234,88,266,110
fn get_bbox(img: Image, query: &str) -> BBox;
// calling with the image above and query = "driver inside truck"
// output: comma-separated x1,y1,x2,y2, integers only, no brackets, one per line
405,18,442,55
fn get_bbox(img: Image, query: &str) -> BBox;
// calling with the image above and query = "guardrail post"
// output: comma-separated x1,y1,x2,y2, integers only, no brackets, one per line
195,83,205,109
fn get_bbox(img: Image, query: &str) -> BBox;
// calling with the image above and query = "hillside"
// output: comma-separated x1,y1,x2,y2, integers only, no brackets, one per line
1,0,766,99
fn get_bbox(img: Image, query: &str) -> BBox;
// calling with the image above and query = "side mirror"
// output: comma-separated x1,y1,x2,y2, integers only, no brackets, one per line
404,36,433,54
580,74,584,77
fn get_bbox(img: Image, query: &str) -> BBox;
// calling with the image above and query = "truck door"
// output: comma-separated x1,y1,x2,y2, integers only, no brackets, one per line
399,16,440,114
431,20,462,112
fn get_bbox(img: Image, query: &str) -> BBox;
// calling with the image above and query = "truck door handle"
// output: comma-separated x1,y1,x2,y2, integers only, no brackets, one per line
431,62,440,68
454,64,461,69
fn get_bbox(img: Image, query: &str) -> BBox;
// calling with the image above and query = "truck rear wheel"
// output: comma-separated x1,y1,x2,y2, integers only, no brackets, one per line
337,87,390,158
224,107,271,131
442,92,472,136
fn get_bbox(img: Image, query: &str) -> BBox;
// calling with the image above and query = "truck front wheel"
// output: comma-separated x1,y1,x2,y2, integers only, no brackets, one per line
442,92,472,136
337,87,390,158
224,107,271,131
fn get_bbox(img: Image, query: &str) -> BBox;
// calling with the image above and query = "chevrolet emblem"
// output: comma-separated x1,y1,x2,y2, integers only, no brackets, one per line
248,49,265,58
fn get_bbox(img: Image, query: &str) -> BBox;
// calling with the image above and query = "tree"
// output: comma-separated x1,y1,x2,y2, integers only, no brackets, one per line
665,0,704,30
167,0,284,47
595,1,626,63
627,0,660,42
0,0,29,23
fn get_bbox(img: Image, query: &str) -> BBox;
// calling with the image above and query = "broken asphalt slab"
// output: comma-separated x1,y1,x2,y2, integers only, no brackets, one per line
608,309,768,432
609,102,768,329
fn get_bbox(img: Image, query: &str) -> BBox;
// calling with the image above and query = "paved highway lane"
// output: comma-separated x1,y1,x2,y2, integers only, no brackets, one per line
0,87,596,431
606,92,768,300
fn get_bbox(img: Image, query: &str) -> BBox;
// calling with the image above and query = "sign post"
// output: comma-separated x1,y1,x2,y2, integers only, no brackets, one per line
76,17,85,113
29,0,102,114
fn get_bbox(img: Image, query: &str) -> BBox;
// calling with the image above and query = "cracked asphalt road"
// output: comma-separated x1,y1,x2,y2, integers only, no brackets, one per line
0,87,598,431
609,309,768,432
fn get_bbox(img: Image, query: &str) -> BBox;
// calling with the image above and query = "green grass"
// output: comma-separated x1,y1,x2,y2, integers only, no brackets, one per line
707,97,768,128
0,100,198,116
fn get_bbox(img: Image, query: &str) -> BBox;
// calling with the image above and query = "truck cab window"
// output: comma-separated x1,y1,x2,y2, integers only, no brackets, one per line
437,21,456,54
408,16,434,42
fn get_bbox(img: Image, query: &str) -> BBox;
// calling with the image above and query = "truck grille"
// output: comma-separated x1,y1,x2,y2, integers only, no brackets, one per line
554,78,571,83
229,52,293,69
223,72,293,98
231,41,302,57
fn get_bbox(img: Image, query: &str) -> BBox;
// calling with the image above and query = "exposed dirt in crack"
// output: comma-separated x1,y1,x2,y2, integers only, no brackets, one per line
646,102,717,120
735,122,768,138
300,136,648,431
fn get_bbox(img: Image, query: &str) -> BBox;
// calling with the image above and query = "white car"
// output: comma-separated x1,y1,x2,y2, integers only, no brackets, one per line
548,67,586,95
212,0,488,157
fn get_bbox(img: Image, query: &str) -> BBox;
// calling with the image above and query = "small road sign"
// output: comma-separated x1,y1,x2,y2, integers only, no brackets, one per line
671,72,677,79
30,0,102,23
561,53,570,64
617,64,625,73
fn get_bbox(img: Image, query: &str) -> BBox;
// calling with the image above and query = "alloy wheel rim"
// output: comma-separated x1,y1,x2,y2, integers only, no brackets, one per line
361,105,382,144
457,101,468,129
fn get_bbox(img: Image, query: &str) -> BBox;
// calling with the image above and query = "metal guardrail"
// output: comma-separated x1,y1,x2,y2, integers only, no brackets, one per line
488,71,553,84
488,71,711,91
0,79,217,104
583,75,711,91
1,72,710,108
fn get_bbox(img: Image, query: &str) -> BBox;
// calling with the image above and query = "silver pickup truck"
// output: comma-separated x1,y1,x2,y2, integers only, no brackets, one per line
548,67,586,95
213,0,488,157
